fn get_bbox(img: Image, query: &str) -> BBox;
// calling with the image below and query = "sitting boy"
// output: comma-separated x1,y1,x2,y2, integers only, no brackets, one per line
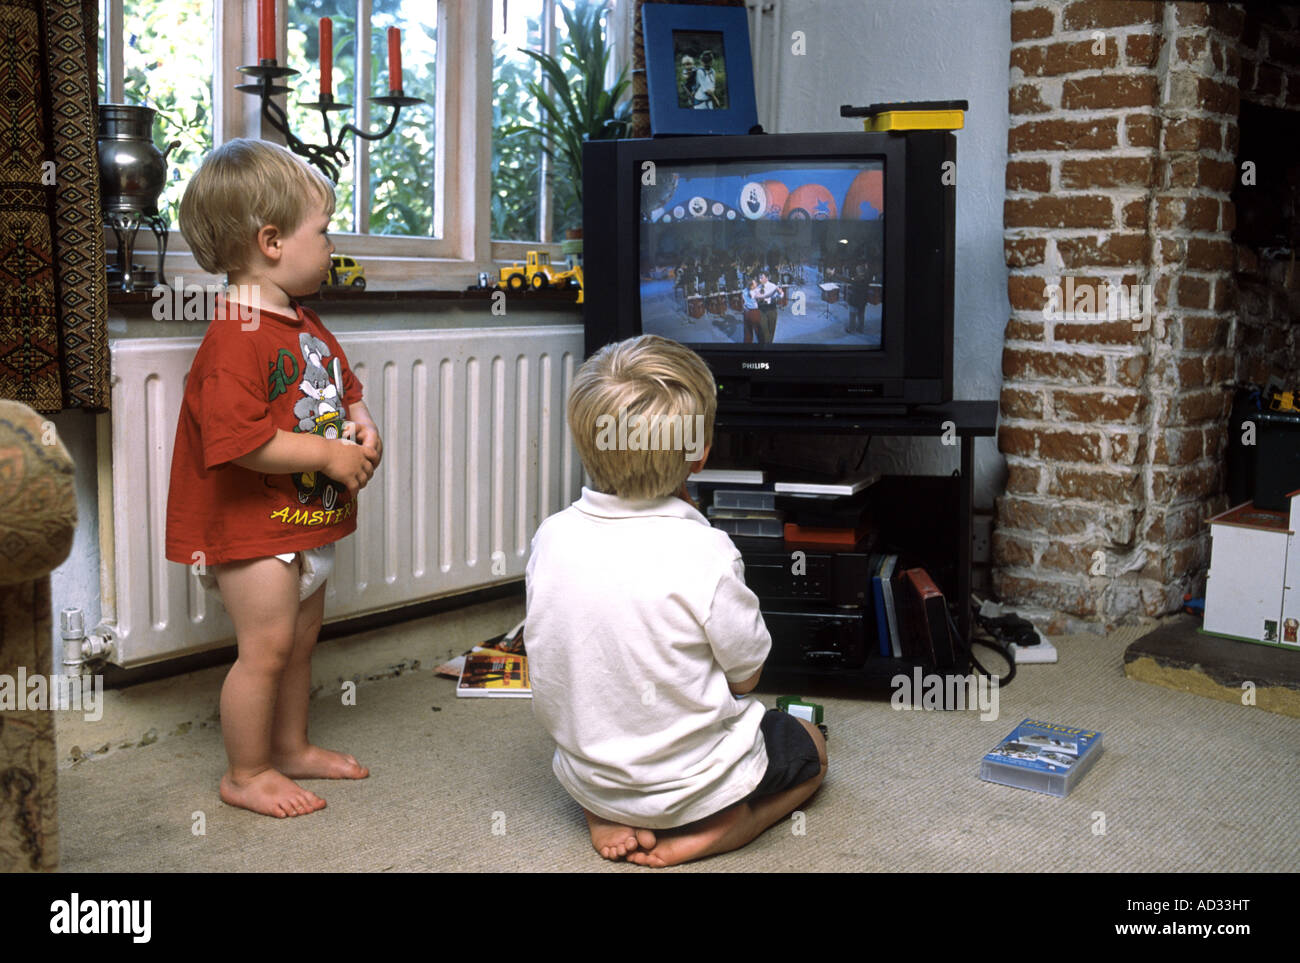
165,139,382,818
525,334,827,866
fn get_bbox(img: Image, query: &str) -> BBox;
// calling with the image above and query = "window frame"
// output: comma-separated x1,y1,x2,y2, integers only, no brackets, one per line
103,0,495,289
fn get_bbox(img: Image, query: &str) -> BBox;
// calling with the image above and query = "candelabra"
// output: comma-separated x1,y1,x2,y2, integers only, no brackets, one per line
235,61,424,184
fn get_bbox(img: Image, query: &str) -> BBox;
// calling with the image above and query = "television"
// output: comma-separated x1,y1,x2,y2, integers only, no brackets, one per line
583,131,955,415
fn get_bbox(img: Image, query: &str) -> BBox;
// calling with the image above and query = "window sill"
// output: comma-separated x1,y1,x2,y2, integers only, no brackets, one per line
107,286,582,308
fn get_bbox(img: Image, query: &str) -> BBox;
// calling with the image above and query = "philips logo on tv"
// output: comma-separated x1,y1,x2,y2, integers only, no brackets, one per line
742,362,770,370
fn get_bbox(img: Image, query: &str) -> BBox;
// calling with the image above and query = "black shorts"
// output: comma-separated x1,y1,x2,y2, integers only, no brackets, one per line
744,709,823,801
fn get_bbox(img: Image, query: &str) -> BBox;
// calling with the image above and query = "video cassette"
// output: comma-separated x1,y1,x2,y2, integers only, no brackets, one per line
980,719,1103,797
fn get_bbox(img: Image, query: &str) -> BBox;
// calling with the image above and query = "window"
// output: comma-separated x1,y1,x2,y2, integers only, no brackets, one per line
98,0,624,287
490,0,622,246
100,0,215,226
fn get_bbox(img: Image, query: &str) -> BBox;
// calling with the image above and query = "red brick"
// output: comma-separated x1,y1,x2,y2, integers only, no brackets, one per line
1176,34,1209,65
1177,356,1212,387
1001,386,1044,419
1164,116,1222,151
1010,83,1053,115
1006,317,1047,342
992,573,1099,619
1054,320,1145,345
1006,160,1051,192
1109,431,1146,465
1005,237,1048,268
1150,463,1221,501
1125,113,1158,147
1125,32,1161,68
1011,40,1120,77
1198,157,1236,193
1175,3,1211,28
1056,234,1147,268
1012,6,1056,42
1165,155,1199,188
1062,0,1161,30
1177,275,1211,309
1182,315,1228,350
1009,117,1119,152
1062,75,1159,109
1153,428,1203,464
1051,467,1141,502
1198,77,1241,116
1006,195,1114,229
1003,347,1109,384
1212,278,1235,311
1122,198,1147,228
998,425,1038,457
1059,156,1156,188
993,530,1038,568
1177,388,1231,423
1005,463,1043,494
1185,237,1234,271
1039,429,1105,462
1054,390,1146,422
1008,274,1053,311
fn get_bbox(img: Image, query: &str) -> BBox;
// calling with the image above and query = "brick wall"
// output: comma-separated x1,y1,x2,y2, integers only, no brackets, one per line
997,1,1249,633
1234,5,1300,388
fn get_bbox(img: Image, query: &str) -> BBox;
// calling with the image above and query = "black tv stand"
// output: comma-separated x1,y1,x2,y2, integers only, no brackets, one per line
713,400,998,687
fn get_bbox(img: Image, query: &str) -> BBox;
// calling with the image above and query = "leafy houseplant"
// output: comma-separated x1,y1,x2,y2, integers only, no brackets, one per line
502,0,631,234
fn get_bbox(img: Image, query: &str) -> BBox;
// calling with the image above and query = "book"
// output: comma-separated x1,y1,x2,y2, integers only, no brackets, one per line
437,620,526,679
873,554,899,657
457,648,531,698
773,471,880,496
899,568,955,668
782,522,871,546
691,468,766,485
980,719,1104,797
881,566,903,660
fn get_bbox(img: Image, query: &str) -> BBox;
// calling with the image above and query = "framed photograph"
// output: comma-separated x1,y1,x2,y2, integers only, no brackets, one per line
642,4,758,136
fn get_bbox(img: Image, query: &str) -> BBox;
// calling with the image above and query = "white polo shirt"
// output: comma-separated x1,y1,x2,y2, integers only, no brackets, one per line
525,487,772,829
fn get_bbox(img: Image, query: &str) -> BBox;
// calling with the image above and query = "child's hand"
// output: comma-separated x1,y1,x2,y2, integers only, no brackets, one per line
325,439,375,494
354,422,383,467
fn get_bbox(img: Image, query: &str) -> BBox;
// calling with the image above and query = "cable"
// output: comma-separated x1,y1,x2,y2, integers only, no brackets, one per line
946,606,1016,689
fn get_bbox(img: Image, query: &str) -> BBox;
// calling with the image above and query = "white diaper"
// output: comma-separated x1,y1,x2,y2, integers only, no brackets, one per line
198,543,335,602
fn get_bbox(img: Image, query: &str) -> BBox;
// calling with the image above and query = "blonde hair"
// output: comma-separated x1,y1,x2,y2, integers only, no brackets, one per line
568,335,716,500
179,139,335,274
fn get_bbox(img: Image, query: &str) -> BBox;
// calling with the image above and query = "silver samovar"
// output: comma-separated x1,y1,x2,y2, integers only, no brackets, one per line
96,103,180,292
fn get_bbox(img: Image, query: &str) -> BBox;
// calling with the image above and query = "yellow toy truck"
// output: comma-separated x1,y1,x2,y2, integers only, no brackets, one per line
496,250,583,300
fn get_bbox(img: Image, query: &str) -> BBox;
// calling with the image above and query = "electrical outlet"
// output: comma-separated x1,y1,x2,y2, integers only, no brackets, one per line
972,513,993,564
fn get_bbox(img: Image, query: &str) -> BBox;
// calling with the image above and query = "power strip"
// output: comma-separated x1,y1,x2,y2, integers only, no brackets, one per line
1010,637,1058,664
976,598,1058,664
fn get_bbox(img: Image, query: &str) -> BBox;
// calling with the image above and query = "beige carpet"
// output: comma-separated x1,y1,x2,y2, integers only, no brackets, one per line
58,612,1300,872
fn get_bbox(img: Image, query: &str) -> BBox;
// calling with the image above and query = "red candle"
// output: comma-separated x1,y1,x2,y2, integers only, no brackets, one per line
319,17,333,96
257,0,276,62
387,27,402,93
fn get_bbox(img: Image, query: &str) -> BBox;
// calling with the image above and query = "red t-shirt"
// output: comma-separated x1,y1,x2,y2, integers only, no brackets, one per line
165,300,365,566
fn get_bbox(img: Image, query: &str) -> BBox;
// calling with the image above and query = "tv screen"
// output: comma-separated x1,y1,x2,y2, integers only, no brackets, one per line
638,159,885,350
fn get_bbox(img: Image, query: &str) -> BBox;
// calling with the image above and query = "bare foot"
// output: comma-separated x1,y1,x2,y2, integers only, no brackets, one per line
584,809,657,860
219,768,327,818
272,744,370,780
627,804,748,868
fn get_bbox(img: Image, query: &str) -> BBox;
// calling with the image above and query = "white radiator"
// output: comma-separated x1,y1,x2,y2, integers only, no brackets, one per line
101,324,584,667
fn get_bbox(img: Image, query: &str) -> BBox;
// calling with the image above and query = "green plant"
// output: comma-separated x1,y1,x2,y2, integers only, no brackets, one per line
502,1,630,221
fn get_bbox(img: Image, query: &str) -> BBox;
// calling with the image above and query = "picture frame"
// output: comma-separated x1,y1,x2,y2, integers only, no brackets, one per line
642,4,759,136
